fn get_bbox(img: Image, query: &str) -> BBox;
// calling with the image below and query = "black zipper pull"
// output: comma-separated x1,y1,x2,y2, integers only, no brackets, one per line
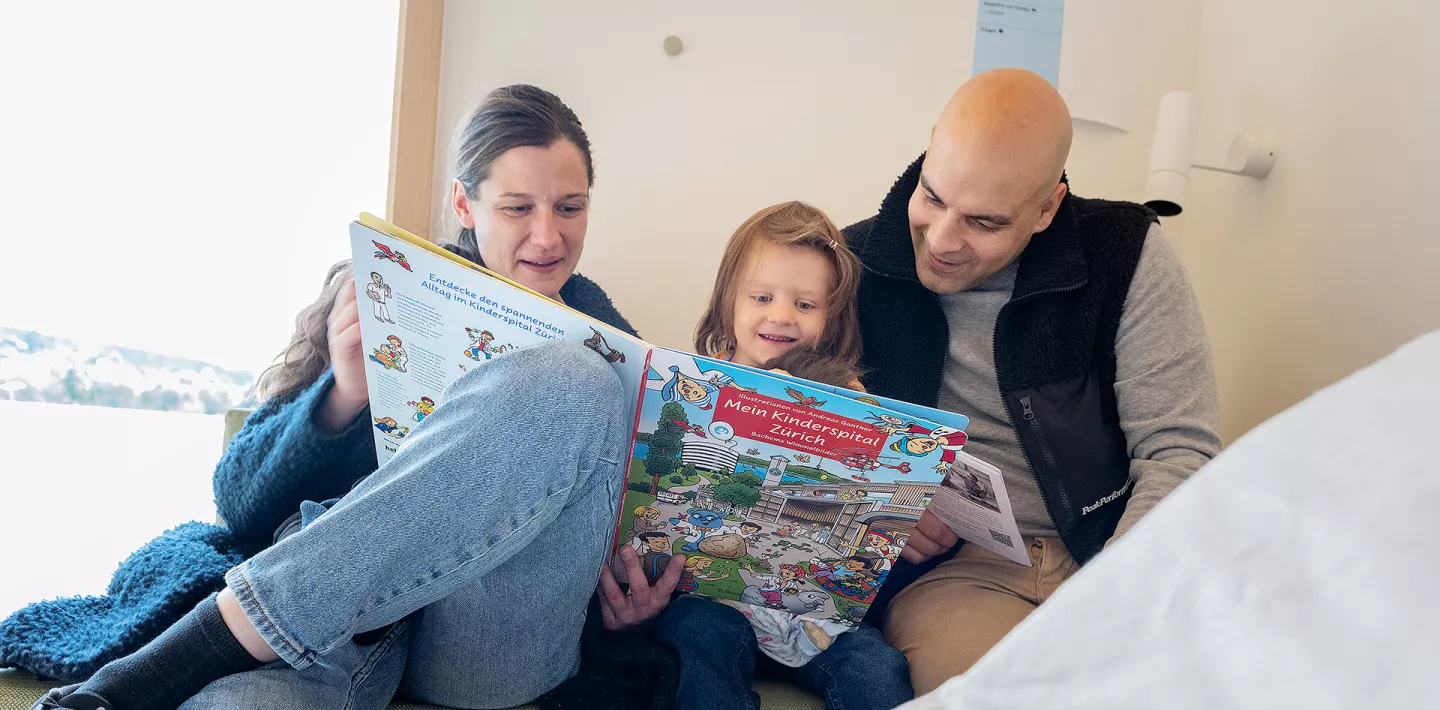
1020,396,1036,421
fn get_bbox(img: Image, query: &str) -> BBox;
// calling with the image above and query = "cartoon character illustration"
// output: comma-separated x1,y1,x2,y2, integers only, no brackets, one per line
662,418,707,438
660,366,726,410
738,521,766,545
463,327,512,361
793,453,811,463
582,327,627,364
746,448,761,455
676,556,728,592
783,386,826,408
858,530,903,573
372,416,410,439
365,272,395,323
372,240,412,271
887,424,968,472
746,548,785,572
406,397,435,422
749,563,807,609
628,505,665,540
634,531,673,584
739,585,829,615
369,335,409,372
866,412,917,431
670,508,727,552
806,553,885,599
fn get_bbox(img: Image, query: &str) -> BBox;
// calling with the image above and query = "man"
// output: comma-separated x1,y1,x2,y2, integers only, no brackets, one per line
848,69,1222,693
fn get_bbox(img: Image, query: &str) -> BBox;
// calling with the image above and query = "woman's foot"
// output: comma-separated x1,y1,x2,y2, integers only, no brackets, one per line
31,684,114,710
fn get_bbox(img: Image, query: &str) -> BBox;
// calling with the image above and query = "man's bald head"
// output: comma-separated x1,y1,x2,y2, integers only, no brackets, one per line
908,70,1074,294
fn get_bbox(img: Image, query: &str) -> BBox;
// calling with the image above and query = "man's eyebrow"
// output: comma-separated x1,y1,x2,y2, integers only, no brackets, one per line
969,212,1013,226
496,192,531,199
919,175,944,206
921,175,1013,225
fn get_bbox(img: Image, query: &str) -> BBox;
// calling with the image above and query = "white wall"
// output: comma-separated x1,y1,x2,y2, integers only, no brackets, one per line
1169,0,1440,440
432,0,1202,353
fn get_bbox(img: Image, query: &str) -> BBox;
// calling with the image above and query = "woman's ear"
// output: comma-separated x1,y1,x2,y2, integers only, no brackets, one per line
452,179,477,229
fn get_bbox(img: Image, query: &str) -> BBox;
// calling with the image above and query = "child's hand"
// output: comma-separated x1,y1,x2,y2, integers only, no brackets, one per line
596,546,685,632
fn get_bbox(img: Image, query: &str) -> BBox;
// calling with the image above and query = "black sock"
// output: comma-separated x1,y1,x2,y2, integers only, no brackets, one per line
72,594,264,710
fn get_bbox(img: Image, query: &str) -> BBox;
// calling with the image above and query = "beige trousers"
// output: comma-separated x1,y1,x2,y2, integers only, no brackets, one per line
883,537,1078,695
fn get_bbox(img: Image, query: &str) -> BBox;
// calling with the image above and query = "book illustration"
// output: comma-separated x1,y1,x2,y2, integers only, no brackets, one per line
372,240,412,271
793,453,811,463
783,387,826,408
583,327,627,364
883,424,968,473
838,451,912,478
462,327,513,362
369,335,409,372
373,415,410,439
407,397,435,423
747,447,761,455
365,272,396,324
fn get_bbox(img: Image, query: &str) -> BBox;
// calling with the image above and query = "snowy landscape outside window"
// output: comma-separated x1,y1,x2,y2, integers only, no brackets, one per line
0,2,399,618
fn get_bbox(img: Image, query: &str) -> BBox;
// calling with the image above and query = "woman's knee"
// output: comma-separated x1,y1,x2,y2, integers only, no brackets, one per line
447,341,625,417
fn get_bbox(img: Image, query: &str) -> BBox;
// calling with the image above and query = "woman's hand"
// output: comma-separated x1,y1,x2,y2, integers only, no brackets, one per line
318,272,369,434
596,545,685,631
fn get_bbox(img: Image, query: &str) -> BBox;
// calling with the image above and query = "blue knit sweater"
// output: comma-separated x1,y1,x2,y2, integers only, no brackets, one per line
0,273,637,682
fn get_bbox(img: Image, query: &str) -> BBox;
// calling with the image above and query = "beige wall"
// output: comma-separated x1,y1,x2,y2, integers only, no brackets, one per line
432,0,1202,354
1171,0,1440,441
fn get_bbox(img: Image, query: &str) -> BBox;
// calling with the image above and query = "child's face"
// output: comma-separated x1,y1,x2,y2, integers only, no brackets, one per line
729,243,833,368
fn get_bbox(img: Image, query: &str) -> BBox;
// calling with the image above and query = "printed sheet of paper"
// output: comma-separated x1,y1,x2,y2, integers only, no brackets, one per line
927,451,1030,566
972,0,1066,87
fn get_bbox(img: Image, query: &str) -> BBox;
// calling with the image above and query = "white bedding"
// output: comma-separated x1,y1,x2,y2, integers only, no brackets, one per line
903,331,1440,710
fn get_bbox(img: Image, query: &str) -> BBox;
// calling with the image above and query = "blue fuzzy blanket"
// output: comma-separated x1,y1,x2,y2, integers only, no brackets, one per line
0,523,252,681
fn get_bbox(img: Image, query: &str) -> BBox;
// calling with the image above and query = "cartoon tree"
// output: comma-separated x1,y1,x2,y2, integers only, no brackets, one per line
647,401,688,493
714,482,761,509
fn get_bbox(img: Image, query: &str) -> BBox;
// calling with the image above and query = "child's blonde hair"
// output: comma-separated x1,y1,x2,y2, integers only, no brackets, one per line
694,201,863,370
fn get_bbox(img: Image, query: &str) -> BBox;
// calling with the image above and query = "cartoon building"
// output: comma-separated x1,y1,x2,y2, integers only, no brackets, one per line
681,438,739,474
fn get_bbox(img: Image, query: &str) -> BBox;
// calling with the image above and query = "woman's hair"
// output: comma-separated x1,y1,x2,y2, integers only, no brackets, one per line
253,85,590,403
450,84,594,264
694,201,863,371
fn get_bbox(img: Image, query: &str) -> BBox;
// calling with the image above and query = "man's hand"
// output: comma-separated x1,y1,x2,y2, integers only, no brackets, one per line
596,546,685,631
900,511,959,564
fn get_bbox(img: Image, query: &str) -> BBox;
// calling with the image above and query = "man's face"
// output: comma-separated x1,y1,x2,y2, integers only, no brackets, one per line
645,536,669,553
908,129,1065,294
906,438,938,455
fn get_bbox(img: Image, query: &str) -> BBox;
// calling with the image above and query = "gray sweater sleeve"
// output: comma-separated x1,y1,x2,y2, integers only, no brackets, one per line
1109,223,1223,542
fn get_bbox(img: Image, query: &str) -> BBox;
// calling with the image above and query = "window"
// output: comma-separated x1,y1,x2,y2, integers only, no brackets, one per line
0,2,400,618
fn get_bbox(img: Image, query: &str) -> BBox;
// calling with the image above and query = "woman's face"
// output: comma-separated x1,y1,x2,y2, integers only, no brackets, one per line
452,141,590,300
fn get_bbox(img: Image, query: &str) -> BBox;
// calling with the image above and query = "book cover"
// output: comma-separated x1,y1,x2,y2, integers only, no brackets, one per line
616,349,969,626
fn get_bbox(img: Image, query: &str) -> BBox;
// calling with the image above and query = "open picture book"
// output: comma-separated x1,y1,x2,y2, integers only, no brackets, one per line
348,213,1026,628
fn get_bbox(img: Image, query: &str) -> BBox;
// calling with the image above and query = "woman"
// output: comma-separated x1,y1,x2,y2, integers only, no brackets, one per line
34,85,671,710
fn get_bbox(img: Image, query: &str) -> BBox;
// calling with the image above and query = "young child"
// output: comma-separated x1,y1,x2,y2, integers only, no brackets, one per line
652,202,913,710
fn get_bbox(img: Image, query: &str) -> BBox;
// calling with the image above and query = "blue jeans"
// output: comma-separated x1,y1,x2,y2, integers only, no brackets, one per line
181,342,631,710
652,595,914,710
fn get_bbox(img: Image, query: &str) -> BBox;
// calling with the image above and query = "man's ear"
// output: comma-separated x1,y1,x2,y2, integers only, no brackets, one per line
452,179,476,229
1031,181,1069,234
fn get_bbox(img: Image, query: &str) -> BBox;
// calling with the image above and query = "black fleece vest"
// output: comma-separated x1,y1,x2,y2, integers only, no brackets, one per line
847,156,1156,565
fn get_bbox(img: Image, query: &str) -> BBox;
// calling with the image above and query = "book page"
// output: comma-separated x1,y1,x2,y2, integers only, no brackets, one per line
348,219,649,465
926,451,1029,566
615,349,965,626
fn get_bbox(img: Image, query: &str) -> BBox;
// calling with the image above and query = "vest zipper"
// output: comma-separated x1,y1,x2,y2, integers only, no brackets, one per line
993,280,1085,535
1018,395,1073,518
